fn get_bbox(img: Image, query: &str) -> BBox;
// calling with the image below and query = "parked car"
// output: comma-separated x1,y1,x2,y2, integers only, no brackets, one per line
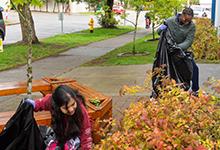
112,5,125,15
0,7,5,40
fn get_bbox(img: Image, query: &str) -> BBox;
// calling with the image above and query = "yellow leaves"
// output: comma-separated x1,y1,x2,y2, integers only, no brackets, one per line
192,18,220,60
144,70,153,91
119,85,144,96
176,118,187,128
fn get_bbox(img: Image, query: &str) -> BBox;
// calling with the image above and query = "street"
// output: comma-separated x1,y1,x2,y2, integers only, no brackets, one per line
4,11,96,44
4,10,147,44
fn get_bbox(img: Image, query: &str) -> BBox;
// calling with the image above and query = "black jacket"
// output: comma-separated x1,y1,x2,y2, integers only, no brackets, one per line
0,100,46,150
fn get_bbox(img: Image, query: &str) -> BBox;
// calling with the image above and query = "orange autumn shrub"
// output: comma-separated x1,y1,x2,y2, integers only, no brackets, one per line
94,78,220,150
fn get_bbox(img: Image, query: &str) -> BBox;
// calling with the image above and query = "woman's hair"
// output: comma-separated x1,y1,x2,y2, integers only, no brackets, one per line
51,85,85,149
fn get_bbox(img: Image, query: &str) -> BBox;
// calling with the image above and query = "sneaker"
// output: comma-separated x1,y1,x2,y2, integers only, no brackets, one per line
189,90,199,97
190,90,199,97
190,90,208,97
149,97,155,101
150,90,158,99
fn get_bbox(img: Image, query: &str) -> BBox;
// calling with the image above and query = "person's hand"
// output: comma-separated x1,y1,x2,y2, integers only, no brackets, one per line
159,24,167,30
25,98,35,108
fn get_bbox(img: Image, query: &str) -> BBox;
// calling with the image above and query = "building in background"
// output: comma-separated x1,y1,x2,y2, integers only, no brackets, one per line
199,0,212,8
31,0,89,13
0,0,10,10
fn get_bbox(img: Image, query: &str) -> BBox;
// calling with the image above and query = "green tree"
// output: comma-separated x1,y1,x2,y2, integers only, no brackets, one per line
190,0,199,5
78,0,113,12
107,0,114,10
123,0,147,54
84,0,100,12
54,0,77,12
11,0,43,98
95,0,118,28
145,0,186,40
11,0,42,44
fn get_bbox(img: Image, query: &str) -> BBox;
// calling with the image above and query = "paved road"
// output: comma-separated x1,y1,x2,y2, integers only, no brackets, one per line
4,10,147,44
4,11,97,44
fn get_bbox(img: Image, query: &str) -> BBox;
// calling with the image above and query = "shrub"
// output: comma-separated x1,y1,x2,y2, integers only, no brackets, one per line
94,78,220,150
192,18,220,61
96,6,118,28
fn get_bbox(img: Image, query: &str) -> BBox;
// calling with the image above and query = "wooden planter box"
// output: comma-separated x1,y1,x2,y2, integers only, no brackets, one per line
0,77,112,144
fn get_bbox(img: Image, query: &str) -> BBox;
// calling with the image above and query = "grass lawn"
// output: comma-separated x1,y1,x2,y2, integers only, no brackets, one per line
79,12,95,15
0,26,133,71
83,34,159,66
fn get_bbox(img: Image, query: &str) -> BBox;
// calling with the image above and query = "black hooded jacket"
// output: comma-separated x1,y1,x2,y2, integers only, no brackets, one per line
0,100,46,150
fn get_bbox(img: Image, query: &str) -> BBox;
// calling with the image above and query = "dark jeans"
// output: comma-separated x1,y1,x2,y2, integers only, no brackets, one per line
191,59,199,92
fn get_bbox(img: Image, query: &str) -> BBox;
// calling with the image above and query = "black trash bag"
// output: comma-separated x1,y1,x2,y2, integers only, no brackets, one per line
152,27,193,97
170,48,193,89
0,100,46,150
152,29,170,96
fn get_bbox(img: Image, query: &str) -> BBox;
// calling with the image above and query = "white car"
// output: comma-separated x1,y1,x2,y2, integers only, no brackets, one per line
191,5,211,19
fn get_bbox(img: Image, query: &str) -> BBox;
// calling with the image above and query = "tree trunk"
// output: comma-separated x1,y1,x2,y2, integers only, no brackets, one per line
18,4,39,44
58,3,60,12
107,0,114,10
53,2,56,12
62,2,64,12
46,0,48,12
105,0,114,25
16,3,34,98
132,10,140,54
152,22,155,40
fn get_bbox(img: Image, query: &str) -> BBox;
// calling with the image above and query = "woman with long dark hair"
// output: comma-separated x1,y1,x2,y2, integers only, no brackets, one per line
26,85,92,150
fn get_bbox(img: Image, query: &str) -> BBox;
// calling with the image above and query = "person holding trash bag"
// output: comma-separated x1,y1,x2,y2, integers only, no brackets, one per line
151,7,199,98
26,85,92,150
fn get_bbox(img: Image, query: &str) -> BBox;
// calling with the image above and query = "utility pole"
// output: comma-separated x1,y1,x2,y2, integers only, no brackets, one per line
58,12,64,33
211,0,216,24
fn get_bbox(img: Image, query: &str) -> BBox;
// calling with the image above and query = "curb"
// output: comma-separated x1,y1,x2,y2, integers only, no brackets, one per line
5,21,20,26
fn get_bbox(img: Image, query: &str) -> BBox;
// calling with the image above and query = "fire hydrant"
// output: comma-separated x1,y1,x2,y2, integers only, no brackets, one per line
88,17,94,33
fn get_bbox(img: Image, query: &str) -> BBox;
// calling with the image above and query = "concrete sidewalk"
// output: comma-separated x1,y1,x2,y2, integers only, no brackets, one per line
59,64,220,96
